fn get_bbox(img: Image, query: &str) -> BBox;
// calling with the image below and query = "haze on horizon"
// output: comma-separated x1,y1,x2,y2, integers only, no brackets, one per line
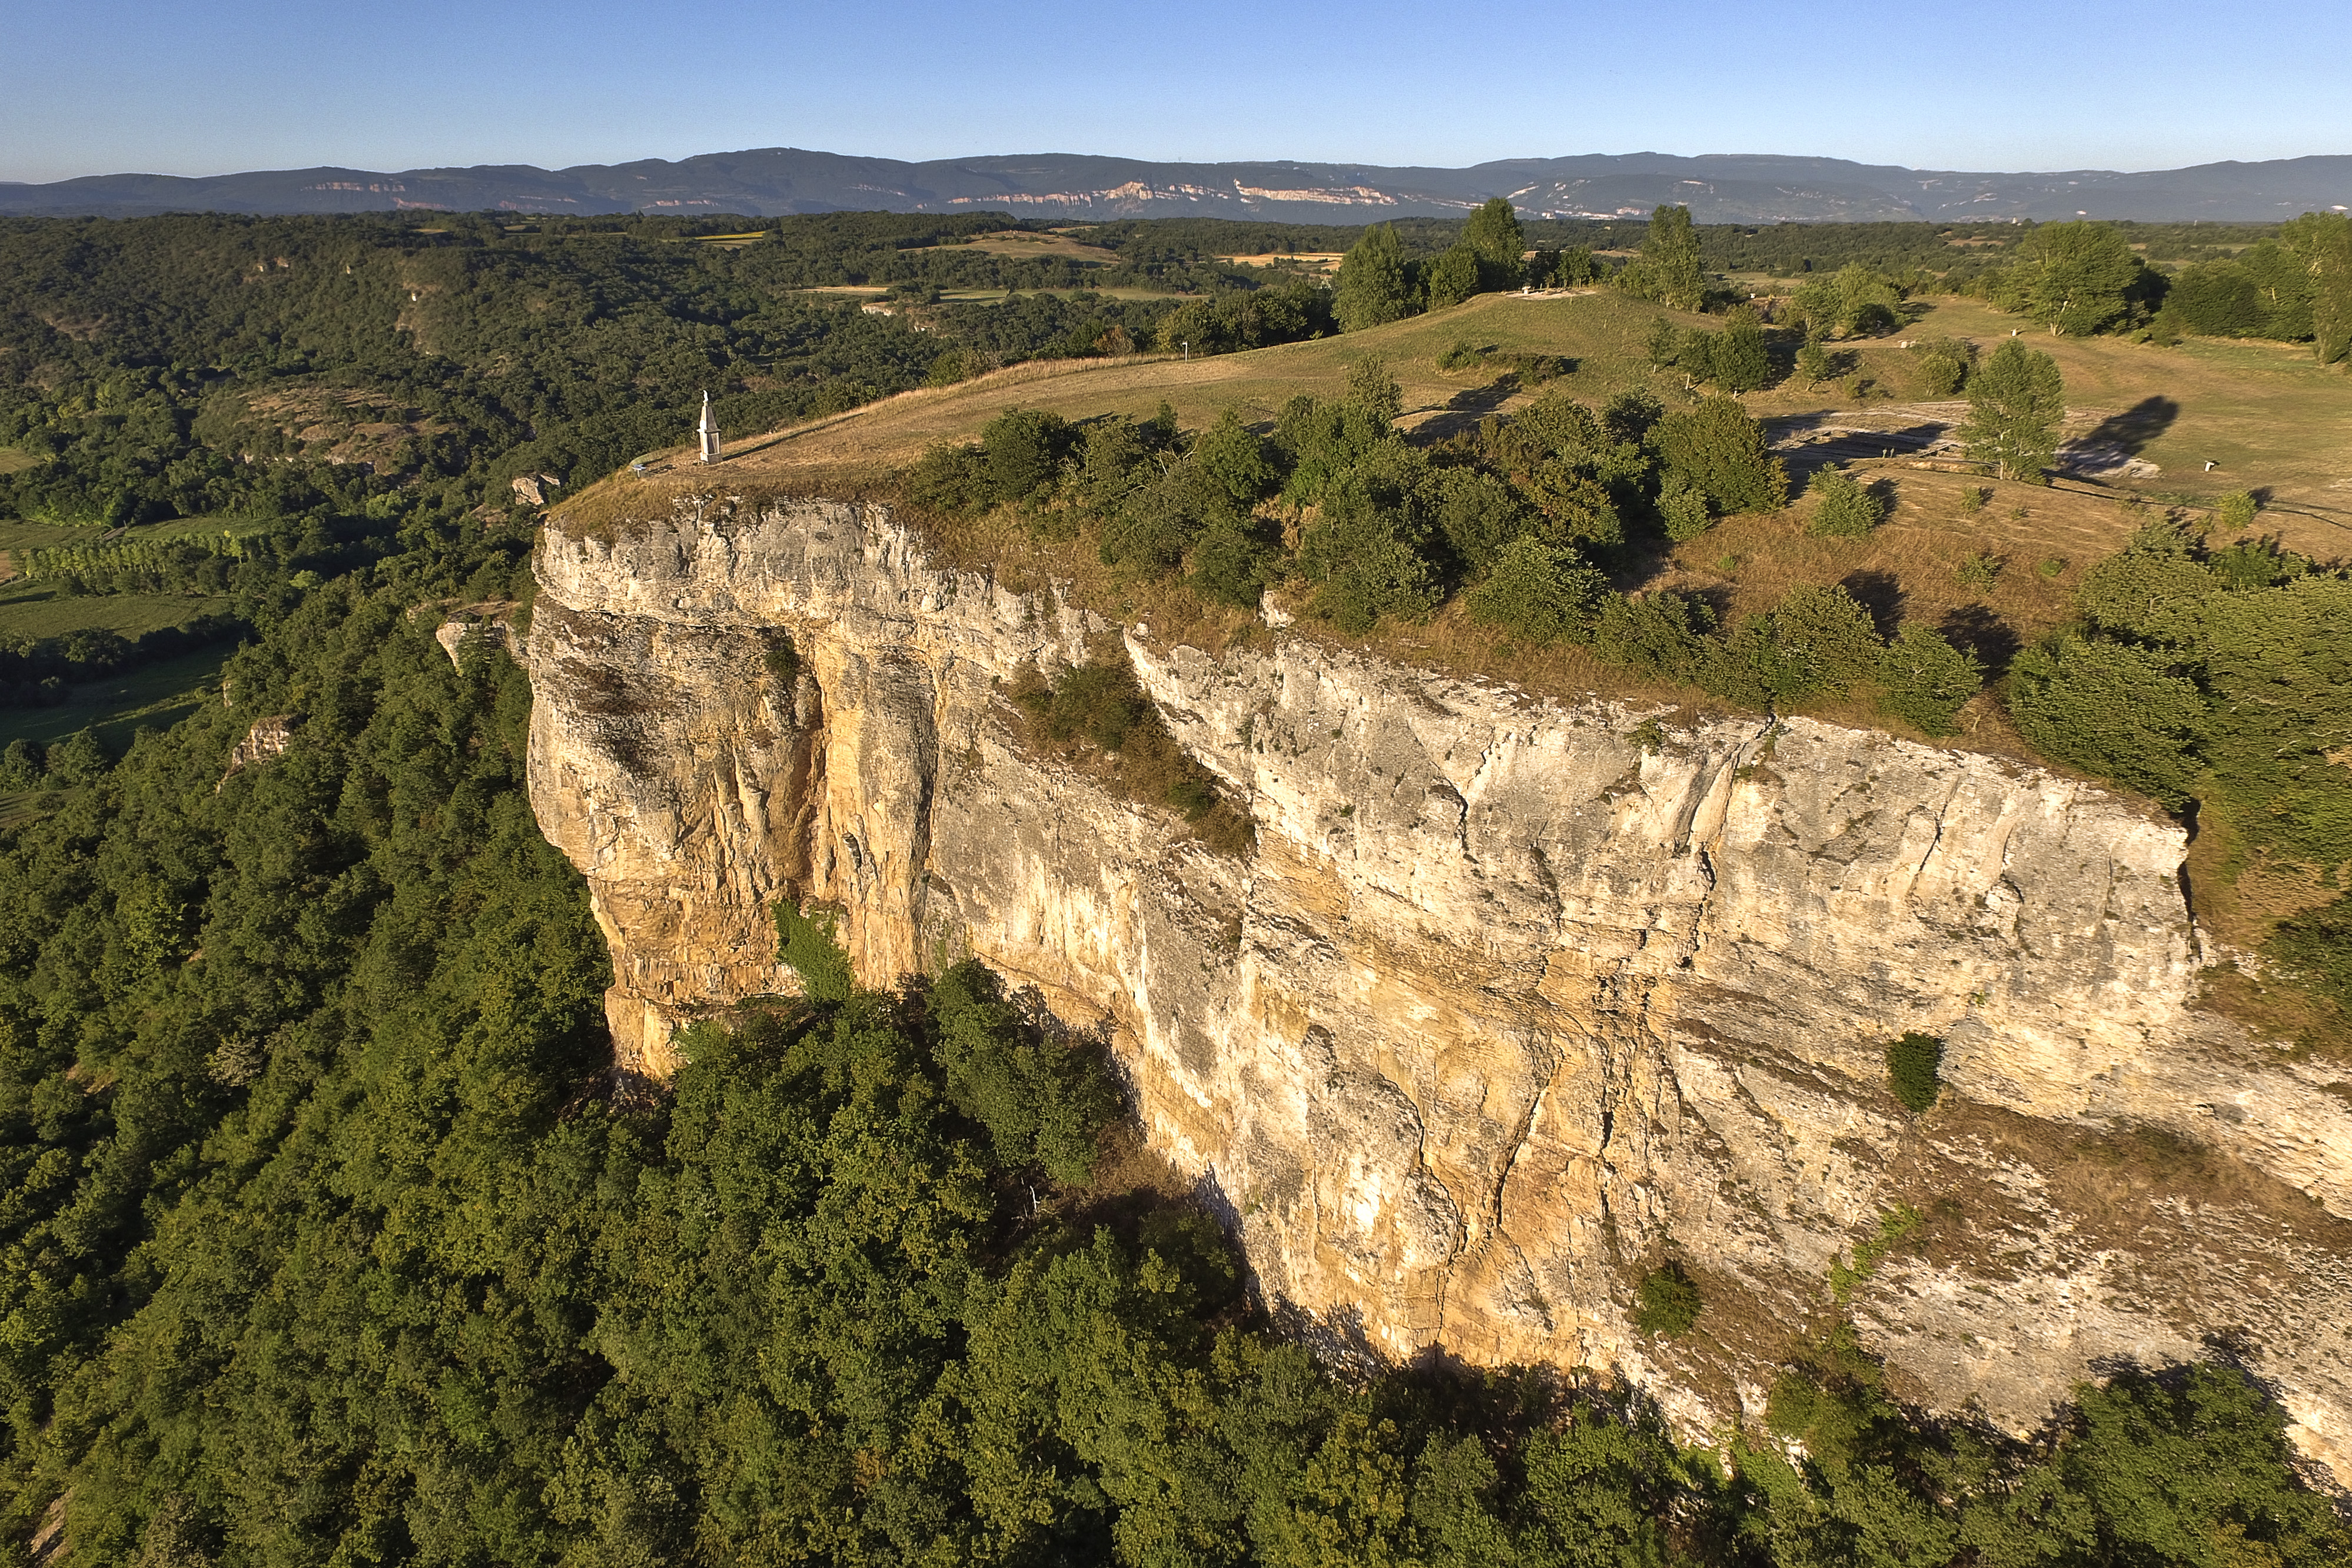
5,0,2348,187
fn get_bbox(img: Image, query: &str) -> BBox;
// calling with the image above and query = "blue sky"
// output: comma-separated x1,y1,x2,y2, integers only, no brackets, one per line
6,0,2348,183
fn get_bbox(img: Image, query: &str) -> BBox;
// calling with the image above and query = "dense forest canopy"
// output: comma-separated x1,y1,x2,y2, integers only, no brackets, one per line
1,206,2349,1563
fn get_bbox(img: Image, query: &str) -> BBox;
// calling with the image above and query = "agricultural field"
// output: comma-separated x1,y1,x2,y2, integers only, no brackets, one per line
0,576,234,639
0,640,232,754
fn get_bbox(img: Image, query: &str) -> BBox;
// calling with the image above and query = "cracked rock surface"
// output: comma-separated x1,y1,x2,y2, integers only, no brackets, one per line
527,493,2352,1478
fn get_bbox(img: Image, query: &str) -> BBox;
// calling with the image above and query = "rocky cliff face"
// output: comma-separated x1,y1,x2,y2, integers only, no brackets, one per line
527,492,2352,1477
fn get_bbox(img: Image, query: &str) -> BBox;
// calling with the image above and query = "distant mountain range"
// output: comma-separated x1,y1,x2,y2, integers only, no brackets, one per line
4,148,2348,225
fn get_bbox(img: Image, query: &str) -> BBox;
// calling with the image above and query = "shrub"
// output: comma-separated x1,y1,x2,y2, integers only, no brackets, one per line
1467,536,1608,646
1878,624,1984,735
2215,490,2259,531
1659,475,1712,542
775,901,853,1004
1194,407,1275,506
1430,467,1530,574
2007,636,2207,807
907,440,992,516
1188,520,1281,610
1591,592,1713,681
981,407,1072,503
1712,310,1772,393
1772,583,1885,695
1653,397,1788,514
1635,1264,1702,1336
1886,1032,1944,1113
1916,335,1977,396
1808,465,1885,536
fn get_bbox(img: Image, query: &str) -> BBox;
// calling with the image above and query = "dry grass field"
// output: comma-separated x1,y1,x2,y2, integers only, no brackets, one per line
578,284,2350,742
643,290,2348,534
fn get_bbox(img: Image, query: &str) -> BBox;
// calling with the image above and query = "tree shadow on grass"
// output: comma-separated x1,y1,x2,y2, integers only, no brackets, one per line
1840,569,1906,638
1939,603,2021,676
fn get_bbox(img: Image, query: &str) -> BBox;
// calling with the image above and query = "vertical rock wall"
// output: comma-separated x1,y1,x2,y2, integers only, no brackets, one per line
527,493,2352,1477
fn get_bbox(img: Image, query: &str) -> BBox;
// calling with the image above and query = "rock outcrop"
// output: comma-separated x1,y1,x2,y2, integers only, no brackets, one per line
527,491,2352,1476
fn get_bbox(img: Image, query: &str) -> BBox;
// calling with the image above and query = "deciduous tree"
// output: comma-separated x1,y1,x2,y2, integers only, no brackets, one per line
1335,224,1421,332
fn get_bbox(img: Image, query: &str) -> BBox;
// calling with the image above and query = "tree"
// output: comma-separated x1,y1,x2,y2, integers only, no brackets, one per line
2284,210,2352,366
1713,308,1772,393
1195,407,1275,506
1645,317,1680,368
2021,221,2146,336
1425,243,1481,310
1879,624,1984,734
1679,327,1717,386
1640,204,1707,311
1652,397,1789,514
1796,335,1830,387
1916,335,1976,396
1462,197,1526,290
1467,535,1607,645
1795,264,1901,338
1807,466,1885,536
1336,224,1421,332
1958,340,2064,483
1347,356,1405,428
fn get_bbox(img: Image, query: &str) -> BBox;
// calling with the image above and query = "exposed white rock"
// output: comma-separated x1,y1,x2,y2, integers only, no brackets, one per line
527,492,2352,1479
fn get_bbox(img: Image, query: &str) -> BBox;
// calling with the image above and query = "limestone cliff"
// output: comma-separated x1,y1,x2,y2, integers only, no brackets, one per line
527,491,2352,1476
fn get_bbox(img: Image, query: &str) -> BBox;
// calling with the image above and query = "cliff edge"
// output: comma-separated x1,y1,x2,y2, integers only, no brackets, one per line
526,490,2352,1476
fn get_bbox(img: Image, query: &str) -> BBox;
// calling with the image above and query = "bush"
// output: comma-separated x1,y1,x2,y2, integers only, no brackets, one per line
1713,310,1772,393
1878,624,1984,735
1916,335,1977,396
1188,519,1281,609
1467,536,1608,646
1592,592,1713,680
1808,465,1885,536
1659,475,1712,542
1886,1032,1944,1112
2215,490,2259,531
775,901,854,1003
1635,1264,1702,1336
2007,635,2207,807
1653,397,1788,514
1194,407,1275,506
908,440,992,516
1772,584,1884,695
1430,467,1531,573
981,407,1072,502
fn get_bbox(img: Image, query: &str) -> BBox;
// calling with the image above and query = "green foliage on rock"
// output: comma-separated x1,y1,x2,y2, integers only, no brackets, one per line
1886,1032,1945,1112
775,900,855,1002
1633,1264,1703,1336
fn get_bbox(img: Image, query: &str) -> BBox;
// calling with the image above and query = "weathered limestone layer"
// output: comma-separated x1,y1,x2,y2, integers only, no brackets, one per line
527,493,2352,1476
